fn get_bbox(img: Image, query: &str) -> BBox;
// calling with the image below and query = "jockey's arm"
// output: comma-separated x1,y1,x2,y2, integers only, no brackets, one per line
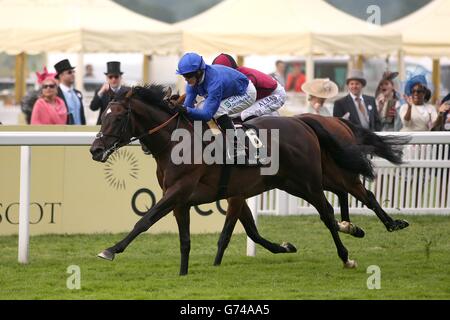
184,85,197,108
186,82,223,121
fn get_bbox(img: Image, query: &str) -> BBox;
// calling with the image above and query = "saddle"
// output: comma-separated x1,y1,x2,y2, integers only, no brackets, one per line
207,118,268,167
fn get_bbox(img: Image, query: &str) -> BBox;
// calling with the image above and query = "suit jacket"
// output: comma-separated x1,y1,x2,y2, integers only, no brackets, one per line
89,86,130,125
333,94,381,131
57,87,86,125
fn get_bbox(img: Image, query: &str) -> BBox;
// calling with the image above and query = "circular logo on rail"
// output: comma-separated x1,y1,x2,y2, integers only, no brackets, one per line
103,149,139,190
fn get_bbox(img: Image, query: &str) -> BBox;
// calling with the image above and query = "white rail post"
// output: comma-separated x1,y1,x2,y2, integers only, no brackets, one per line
18,146,31,264
246,196,258,257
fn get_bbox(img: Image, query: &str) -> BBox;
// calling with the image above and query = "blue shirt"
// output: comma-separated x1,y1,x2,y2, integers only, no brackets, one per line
184,64,249,121
61,84,82,125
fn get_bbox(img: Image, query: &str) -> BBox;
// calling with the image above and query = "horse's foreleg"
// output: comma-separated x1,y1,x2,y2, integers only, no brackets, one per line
98,189,180,261
174,206,191,275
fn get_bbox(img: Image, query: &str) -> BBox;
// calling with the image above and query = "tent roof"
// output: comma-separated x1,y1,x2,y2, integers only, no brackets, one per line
0,0,181,54
384,0,449,57
176,0,401,56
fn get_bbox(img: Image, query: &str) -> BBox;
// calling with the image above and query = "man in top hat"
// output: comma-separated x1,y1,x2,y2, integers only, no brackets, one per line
89,61,130,125
333,69,381,131
54,59,86,125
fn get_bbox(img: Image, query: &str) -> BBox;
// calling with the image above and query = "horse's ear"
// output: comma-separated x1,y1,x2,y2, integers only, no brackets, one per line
164,87,172,101
124,88,134,101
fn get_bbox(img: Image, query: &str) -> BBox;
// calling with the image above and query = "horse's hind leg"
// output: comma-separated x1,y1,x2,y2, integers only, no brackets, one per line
286,184,356,268
214,198,243,266
349,184,409,232
336,191,350,222
214,197,297,266
238,201,297,254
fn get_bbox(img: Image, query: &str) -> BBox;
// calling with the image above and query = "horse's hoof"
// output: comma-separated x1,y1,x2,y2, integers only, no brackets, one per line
97,249,115,261
344,259,358,269
387,219,409,232
281,242,297,253
338,221,365,238
351,225,365,238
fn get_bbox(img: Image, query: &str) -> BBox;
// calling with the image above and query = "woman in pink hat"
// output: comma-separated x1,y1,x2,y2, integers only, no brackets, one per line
30,67,68,125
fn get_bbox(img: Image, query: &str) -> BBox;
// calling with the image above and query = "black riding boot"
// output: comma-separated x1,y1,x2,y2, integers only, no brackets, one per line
216,115,246,159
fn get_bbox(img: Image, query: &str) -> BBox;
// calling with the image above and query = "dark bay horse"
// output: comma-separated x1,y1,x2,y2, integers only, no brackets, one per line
212,114,410,266
90,85,405,275
165,94,410,266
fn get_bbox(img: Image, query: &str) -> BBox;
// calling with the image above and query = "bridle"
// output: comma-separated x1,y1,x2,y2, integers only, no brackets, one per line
95,100,181,161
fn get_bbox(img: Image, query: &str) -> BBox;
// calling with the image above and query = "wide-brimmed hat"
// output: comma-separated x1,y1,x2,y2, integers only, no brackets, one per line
301,78,339,99
54,59,75,79
346,69,367,87
405,74,428,96
104,61,123,75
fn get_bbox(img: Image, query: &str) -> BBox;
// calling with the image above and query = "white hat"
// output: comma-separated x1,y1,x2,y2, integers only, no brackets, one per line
301,78,339,99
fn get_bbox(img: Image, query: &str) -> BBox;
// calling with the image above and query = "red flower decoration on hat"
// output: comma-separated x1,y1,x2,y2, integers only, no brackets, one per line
36,67,57,84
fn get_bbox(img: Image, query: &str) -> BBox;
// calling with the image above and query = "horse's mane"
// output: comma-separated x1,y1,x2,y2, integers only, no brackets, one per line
131,84,169,109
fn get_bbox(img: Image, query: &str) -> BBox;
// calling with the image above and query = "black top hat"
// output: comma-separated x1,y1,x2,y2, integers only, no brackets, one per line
54,59,75,79
104,61,123,75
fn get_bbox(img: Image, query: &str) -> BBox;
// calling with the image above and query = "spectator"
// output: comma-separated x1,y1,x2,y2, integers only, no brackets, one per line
30,67,67,125
301,78,338,117
270,60,286,87
399,75,438,132
375,71,401,131
89,61,130,125
333,69,381,131
20,88,40,124
285,63,306,92
431,93,450,131
54,59,86,125
84,64,95,78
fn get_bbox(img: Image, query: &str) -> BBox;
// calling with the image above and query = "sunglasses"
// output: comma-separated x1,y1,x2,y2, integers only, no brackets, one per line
412,89,425,94
42,84,56,89
182,72,197,80
108,75,120,80
65,70,74,75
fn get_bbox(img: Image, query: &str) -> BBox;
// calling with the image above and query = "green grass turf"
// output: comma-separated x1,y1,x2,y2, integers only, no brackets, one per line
0,215,449,300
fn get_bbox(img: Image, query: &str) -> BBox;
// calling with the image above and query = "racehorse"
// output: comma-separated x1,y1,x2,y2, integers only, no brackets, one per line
90,84,407,275
166,93,410,266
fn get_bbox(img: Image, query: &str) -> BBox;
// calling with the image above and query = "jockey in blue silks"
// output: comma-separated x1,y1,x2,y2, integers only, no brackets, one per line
176,52,257,130
176,52,257,158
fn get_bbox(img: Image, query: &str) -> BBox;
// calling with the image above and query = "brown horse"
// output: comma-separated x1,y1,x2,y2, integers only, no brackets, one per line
212,114,410,266
165,94,409,266
89,85,406,275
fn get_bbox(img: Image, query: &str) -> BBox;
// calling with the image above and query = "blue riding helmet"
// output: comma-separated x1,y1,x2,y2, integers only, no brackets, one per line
176,52,206,75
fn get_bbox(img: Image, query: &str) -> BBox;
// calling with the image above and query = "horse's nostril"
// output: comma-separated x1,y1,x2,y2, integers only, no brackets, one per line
90,145,104,156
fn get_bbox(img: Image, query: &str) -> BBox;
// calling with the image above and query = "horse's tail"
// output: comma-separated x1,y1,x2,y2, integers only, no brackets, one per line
300,117,410,181
337,118,411,165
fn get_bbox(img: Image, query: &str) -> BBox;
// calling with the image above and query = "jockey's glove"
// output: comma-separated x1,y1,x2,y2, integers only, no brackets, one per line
177,105,189,115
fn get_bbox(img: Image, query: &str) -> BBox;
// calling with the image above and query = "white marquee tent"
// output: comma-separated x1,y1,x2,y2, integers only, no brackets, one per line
176,0,402,56
0,0,181,54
